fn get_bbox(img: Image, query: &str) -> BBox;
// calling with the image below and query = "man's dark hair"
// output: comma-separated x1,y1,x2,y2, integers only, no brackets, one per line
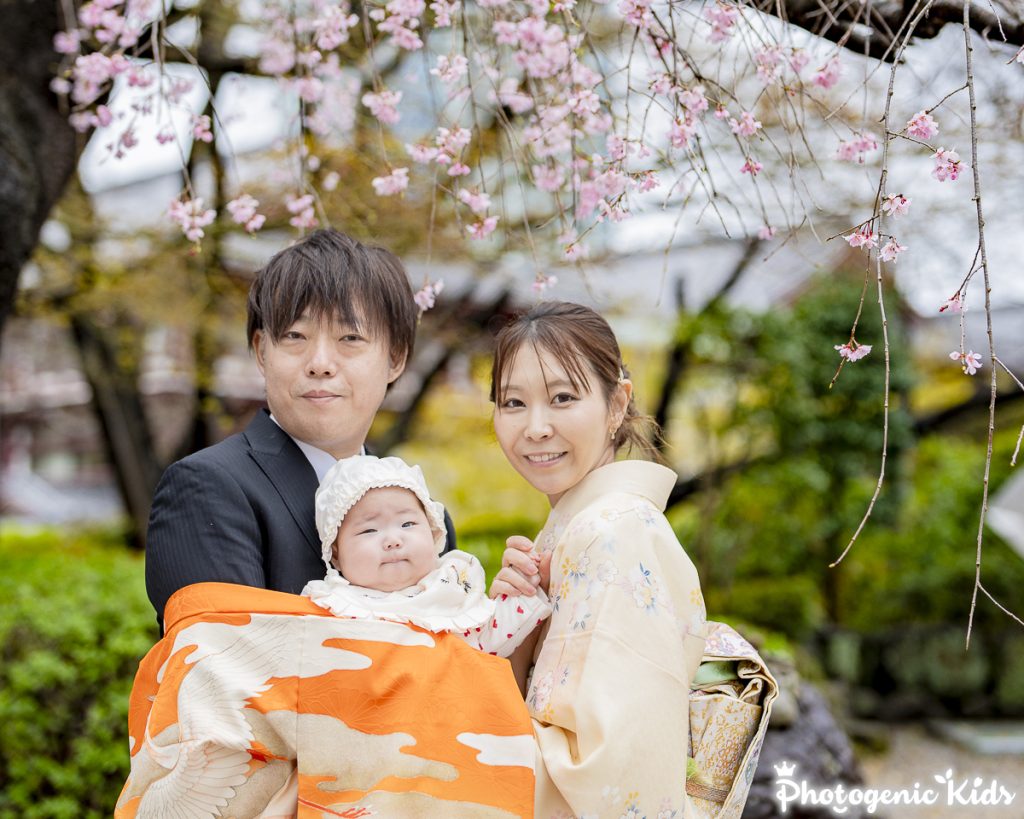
246,229,417,366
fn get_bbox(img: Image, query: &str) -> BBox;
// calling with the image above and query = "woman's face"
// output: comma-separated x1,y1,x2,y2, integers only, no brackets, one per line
493,345,630,507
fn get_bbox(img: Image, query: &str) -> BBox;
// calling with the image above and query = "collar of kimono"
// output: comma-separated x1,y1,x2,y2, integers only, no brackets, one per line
550,459,678,524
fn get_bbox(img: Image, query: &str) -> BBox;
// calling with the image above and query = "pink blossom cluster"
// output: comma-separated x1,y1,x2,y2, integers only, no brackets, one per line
467,216,500,239
429,0,458,28
835,132,879,164
704,3,739,43
835,342,872,362
192,115,213,143
371,0,427,51
226,195,266,234
362,89,403,125
950,350,982,375
618,0,653,30
813,57,841,89
314,2,359,50
740,158,763,176
906,110,938,141
413,279,444,312
168,196,216,243
881,194,911,218
70,51,130,105
932,148,962,182
532,273,559,292
879,238,906,262
458,188,492,215
939,293,964,314
845,226,878,249
729,111,762,138
754,47,782,85
371,168,410,196
286,193,317,229
431,54,469,85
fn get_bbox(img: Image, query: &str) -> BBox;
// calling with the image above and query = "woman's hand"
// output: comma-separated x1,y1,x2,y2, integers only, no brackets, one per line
489,536,551,598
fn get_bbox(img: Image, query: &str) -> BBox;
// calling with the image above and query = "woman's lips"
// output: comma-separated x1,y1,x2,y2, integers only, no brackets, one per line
524,452,567,466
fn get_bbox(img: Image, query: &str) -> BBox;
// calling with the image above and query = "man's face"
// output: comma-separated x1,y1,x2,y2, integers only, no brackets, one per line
253,310,405,457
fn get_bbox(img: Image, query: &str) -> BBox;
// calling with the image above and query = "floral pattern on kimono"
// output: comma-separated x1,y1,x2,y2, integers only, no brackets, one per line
527,460,708,819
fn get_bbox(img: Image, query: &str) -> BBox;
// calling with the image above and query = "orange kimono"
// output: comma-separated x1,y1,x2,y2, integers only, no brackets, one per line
115,582,535,818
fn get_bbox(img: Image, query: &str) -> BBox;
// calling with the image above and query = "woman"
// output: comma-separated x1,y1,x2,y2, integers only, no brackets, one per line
489,301,708,819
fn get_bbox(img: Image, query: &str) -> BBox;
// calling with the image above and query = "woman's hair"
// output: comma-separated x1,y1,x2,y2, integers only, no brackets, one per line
490,301,662,462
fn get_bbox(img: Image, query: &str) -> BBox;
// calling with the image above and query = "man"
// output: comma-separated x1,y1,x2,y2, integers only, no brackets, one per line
145,229,455,630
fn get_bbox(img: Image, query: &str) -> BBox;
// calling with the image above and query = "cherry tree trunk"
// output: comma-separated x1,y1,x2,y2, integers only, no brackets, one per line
0,0,79,336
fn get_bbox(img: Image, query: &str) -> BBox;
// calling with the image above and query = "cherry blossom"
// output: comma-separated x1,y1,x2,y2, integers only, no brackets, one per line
458,189,491,215
845,226,878,249
467,216,499,239
226,194,265,233
740,158,763,176
314,2,359,50
730,111,762,138
371,167,410,196
168,196,216,243
879,238,907,262
906,110,938,141
192,115,213,143
54,31,81,54
532,273,559,293
430,54,469,85
757,225,775,240
704,3,739,44
322,171,340,191
881,194,911,218
789,48,810,74
413,279,444,312
932,148,962,182
754,46,782,85
835,132,878,164
813,57,841,89
835,342,872,362
619,0,653,30
939,293,964,314
950,350,983,375
286,193,317,229
362,89,402,125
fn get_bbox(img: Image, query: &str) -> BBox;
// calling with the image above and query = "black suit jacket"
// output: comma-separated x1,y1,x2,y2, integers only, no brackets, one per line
145,409,456,630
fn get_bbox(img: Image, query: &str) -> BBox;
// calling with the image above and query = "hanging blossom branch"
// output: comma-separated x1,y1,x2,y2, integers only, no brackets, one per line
828,0,933,568
51,2,943,278
961,2,1019,647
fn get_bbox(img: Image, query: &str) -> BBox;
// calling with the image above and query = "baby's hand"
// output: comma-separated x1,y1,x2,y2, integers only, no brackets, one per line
489,536,551,598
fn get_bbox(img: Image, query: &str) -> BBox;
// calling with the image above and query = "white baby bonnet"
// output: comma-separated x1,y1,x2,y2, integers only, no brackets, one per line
315,455,448,572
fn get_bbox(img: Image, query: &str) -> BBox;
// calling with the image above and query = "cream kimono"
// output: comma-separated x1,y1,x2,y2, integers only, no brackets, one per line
527,460,708,819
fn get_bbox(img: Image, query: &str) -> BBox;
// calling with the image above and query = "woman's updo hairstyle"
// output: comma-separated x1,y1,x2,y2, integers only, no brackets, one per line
490,301,662,462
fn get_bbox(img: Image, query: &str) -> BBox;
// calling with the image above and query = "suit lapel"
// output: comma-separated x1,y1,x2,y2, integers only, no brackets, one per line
244,410,322,559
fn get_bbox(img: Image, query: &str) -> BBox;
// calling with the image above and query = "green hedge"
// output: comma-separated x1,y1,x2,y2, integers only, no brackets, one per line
0,527,156,818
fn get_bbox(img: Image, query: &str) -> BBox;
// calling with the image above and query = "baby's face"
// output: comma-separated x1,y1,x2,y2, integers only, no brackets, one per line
333,486,438,591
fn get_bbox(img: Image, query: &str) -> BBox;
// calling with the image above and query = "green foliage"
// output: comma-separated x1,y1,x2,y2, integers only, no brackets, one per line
0,527,156,818
668,274,1024,652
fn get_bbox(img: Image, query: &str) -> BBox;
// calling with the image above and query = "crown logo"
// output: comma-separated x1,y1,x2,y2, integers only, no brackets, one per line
774,761,797,778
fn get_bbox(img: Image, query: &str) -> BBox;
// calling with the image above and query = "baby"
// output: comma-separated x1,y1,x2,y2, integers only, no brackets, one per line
302,455,550,657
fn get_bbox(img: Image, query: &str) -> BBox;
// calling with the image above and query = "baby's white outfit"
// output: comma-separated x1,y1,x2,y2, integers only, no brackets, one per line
300,455,550,658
